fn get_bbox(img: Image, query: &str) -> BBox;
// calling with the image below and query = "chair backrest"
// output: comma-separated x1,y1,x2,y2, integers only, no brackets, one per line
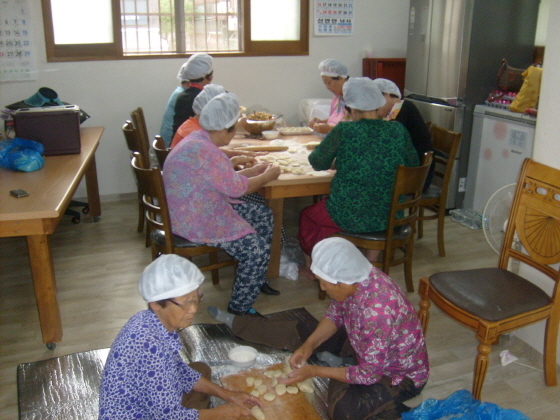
130,152,175,254
153,135,170,169
429,125,462,195
388,152,433,232
131,107,150,151
123,120,150,169
500,159,560,292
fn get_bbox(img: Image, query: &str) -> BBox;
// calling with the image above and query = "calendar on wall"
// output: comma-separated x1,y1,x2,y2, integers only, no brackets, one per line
314,1,354,36
0,0,37,82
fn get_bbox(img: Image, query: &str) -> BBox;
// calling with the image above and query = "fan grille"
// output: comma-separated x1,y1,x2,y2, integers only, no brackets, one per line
483,184,516,254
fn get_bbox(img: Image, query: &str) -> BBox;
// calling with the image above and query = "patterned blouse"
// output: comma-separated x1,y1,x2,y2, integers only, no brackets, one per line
163,129,255,243
308,118,419,232
325,268,429,387
99,310,202,420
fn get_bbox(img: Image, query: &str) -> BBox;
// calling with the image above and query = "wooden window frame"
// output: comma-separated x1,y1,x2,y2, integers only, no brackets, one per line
41,0,308,62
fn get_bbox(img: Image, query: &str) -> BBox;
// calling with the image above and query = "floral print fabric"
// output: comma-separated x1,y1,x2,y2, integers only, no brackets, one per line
325,267,429,387
163,129,254,243
99,310,202,419
308,118,419,233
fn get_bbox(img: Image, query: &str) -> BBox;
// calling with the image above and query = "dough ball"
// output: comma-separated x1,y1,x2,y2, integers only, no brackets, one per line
270,378,278,387
275,384,287,396
297,382,314,393
286,386,299,394
253,379,263,387
246,377,255,387
251,405,266,420
264,370,275,378
250,389,260,398
263,392,276,402
272,370,282,378
257,384,267,395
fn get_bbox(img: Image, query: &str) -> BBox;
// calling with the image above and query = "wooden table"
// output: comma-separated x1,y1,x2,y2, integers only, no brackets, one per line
0,126,103,348
229,133,333,277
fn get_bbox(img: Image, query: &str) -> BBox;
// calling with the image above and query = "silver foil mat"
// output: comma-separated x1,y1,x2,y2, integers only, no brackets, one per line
17,308,328,420
17,348,110,420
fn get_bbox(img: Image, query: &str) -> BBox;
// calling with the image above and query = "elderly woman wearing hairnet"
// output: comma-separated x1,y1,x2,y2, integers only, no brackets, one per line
172,53,215,137
208,237,429,420
163,93,281,315
99,255,262,420
160,61,191,147
373,78,434,190
308,59,352,134
298,77,419,274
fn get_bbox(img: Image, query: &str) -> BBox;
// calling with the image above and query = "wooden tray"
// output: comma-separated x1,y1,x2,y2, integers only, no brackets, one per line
220,363,322,420
234,146,289,152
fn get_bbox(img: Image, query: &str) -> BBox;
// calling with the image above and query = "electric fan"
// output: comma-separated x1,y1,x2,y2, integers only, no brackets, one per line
482,184,516,254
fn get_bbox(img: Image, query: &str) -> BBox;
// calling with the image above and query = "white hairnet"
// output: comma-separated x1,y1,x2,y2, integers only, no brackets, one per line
343,77,386,111
193,84,226,115
372,78,402,99
182,53,213,80
199,92,240,131
139,254,204,302
310,238,372,285
176,61,190,82
318,58,348,78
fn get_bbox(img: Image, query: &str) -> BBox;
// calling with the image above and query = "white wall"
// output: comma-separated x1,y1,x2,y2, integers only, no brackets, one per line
1,0,410,198
515,0,560,363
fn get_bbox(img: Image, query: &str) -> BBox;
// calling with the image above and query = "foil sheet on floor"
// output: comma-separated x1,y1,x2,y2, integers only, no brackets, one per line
17,307,328,420
17,348,110,420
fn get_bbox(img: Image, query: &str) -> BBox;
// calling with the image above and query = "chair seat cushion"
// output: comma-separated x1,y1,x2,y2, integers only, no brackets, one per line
422,184,441,199
339,224,411,241
430,267,551,322
151,229,208,249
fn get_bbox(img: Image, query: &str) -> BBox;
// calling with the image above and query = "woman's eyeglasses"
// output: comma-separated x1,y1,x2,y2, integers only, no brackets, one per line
168,292,204,311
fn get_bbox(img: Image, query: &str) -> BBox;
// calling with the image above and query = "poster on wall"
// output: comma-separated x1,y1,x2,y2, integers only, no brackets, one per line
0,0,37,82
315,1,354,36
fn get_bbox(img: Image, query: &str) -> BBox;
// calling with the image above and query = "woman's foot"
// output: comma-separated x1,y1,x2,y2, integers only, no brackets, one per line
298,265,315,280
260,283,280,295
207,306,235,328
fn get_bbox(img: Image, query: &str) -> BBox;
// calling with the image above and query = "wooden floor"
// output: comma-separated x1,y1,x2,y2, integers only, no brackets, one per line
1,196,558,419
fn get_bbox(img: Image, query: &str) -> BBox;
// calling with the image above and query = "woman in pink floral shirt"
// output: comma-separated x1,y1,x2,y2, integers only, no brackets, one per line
163,93,280,315
209,237,429,420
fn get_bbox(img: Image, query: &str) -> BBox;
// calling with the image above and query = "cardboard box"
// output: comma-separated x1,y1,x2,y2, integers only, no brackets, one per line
13,105,81,156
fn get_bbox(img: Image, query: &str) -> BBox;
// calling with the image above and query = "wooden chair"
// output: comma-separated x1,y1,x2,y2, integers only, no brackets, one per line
130,107,150,156
331,153,433,294
417,125,462,257
122,120,151,240
131,152,236,284
153,135,170,169
418,158,560,400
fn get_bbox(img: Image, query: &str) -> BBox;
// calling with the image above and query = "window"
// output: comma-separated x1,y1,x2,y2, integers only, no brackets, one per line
41,0,308,62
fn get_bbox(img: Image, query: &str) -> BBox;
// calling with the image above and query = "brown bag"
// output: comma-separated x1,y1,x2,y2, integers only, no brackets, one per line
496,59,525,92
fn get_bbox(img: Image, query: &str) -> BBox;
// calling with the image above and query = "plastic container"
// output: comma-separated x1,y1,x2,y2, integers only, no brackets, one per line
450,208,483,229
228,345,257,368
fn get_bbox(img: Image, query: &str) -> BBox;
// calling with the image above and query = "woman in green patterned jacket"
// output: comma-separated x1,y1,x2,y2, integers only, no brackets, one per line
298,77,419,277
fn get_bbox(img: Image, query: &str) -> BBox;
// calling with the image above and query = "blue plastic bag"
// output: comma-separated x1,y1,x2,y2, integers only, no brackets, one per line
402,390,531,420
0,137,45,172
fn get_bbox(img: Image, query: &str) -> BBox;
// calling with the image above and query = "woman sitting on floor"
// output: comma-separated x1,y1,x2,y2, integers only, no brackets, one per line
163,93,281,315
208,237,430,420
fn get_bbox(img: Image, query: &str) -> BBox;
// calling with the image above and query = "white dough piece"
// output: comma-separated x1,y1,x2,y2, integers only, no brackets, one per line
297,382,314,393
246,377,255,387
250,389,260,398
286,386,299,394
309,170,330,177
292,168,305,175
270,378,278,387
263,392,276,402
283,366,292,375
275,384,287,396
264,370,275,378
257,384,267,395
253,379,263,387
251,405,266,420
271,370,282,377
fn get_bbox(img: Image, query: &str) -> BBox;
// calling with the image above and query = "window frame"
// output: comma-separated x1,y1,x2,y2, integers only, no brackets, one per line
41,0,309,62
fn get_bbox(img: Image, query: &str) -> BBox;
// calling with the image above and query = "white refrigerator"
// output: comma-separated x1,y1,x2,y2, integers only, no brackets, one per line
463,104,536,214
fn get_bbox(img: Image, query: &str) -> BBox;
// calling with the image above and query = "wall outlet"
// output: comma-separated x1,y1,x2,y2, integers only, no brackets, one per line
458,177,466,192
